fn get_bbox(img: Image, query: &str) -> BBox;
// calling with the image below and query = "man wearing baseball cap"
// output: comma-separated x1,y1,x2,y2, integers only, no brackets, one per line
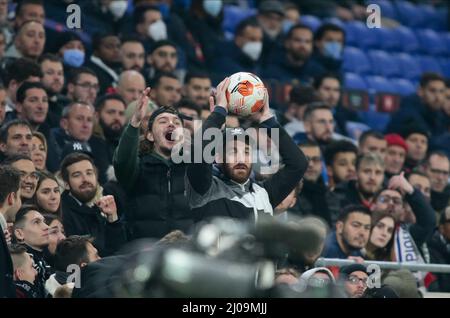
114,87,193,239
384,134,408,179
339,264,369,298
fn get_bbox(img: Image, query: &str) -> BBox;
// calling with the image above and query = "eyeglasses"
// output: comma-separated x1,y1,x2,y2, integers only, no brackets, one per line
75,82,100,92
347,275,368,286
18,171,39,180
377,195,403,206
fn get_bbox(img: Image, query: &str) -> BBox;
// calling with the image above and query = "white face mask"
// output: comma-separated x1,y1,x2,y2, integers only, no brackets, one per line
148,19,168,41
109,0,128,19
242,41,263,61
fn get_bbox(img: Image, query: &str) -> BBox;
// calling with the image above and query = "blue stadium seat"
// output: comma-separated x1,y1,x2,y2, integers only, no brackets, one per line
367,50,401,78
342,47,371,75
300,15,322,32
322,17,345,29
344,73,367,90
378,27,400,51
365,0,398,21
365,76,396,94
439,58,450,78
443,32,450,53
435,8,448,31
395,1,424,28
417,4,440,29
390,78,416,96
395,53,422,81
394,26,420,53
417,55,443,74
417,29,448,56
222,5,256,34
359,111,391,132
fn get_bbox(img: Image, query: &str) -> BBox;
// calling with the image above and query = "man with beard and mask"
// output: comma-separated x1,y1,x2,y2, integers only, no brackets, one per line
371,173,435,266
4,155,39,204
186,78,307,221
94,94,126,164
85,32,121,94
120,36,145,72
60,152,126,257
114,88,193,239
330,153,385,214
212,18,263,83
322,205,371,259
312,23,346,74
263,24,324,85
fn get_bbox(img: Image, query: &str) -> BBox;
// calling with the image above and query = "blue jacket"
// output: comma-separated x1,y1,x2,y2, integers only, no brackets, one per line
322,231,364,259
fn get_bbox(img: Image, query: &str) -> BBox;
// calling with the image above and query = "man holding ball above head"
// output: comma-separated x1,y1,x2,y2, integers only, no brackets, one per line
186,76,308,221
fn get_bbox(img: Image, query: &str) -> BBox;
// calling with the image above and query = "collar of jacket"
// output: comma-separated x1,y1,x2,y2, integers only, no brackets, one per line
90,55,119,82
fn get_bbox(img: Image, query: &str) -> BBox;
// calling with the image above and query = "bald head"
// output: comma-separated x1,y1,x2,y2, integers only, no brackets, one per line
15,21,45,60
117,70,146,105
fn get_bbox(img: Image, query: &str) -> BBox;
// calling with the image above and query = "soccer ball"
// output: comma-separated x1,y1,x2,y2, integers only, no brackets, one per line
226,72,266,117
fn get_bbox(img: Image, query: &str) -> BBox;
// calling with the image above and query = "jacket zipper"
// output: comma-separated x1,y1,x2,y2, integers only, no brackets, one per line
167,169,171,193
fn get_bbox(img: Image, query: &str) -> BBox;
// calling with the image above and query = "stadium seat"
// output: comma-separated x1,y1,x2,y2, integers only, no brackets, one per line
300,15,322,32
365,76,396,94
344,73,367,90
367,50,401,78
417,55,443,74
417,4,440,29
395,53,422,81
222,5,256,34
359,111,391,132
435,8,448,31
365,0,398,21
342,47,371,75
378,27,400,51
322,17,345,29
439,58,450,78
390,78,416,96
416,29,448,56
394,26,420,53
395,1,424,28
443,32,450,53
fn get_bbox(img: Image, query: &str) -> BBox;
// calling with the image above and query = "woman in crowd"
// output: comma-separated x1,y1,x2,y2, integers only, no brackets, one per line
365,211,396,261
31,132,48,171
34,172,62,217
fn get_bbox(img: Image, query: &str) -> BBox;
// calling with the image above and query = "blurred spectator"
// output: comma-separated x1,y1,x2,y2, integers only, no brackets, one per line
10,244,38,298
384,134,407,179
331,153,384,210
312,23,345,74
382,269,421,298
52,102,109,184
263,24,323,85
47,235,100,297
85,33,121,94
282,2,300,34
0,0,11,48
114,98,193,239
0,84,7,125
212,17,263,83
38,54,70,126
386,73,447,136
358,130,386,161
30,131,47,171
4,21,45,63
182,71,212,110
133,4,168,44
117,70,147,105
3,58,42,118
120,36,145,72
0,165,22,298
365,211,396,261
60,153,127,256
297,267,338,297
81,0,130,35
149,72,182,107
66,68,99,106
94,94,127,164
174,98,201,136
408,171,432,202
145,40,178,82
424,151,450,214
183,0,225,70
0,119,33,162
427,207,450,292
42,214,65,268
283,86,319,131
34,172,61,216
257,0,285,64
339,264,368,298
324,140,358,190
400,125,429,173
54,32,86,73
295,140,332,224
322,205,371,258
313,73,362,136
0,29,7,61
13,0,45,30
13,205,51,298
274,267,300,285
4,155,38,203
303,104,335,147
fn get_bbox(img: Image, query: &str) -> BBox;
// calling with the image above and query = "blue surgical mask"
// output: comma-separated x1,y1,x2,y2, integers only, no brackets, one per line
63,49,85,67
323,41,343,60
203,0,222,17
